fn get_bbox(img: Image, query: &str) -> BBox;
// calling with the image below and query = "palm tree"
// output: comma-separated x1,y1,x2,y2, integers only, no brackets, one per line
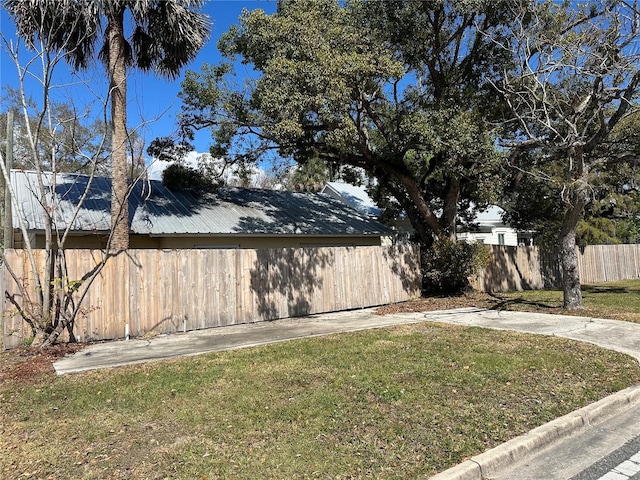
4,0,211,250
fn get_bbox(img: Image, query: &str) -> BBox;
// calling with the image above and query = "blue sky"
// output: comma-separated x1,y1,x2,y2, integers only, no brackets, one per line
0,1,277,156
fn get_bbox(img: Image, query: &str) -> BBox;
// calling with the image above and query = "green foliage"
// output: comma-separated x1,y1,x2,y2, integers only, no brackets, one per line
161,163,217,192
50,277,84,294
422,238,491,293
147,137,194,164
176,0,518,244
577,219,620,247
284,157,329,192
577,216,640,247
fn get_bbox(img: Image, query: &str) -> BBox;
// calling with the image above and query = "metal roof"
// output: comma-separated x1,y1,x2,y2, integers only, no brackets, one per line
321,182,382,217
10,170,394,237
323,181,509,228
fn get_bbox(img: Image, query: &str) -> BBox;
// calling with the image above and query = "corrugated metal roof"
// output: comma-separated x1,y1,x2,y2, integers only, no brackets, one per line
11,170,393,237
322,182,382,217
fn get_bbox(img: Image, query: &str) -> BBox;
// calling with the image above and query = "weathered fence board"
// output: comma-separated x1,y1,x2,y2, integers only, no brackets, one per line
2,244,421,349
473,244,640,292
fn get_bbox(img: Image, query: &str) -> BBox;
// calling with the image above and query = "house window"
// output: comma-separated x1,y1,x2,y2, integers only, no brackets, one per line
498,233,505,245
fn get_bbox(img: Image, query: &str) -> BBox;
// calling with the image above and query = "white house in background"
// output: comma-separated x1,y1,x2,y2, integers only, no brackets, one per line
457,205,522,246
322,182,531,246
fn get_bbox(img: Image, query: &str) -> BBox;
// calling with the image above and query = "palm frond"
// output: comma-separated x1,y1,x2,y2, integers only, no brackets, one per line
3,0,101,71
129,0,211,79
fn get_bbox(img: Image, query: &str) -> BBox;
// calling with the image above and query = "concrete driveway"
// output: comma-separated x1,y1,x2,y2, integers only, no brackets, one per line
54,306,640,374
54,307,426,375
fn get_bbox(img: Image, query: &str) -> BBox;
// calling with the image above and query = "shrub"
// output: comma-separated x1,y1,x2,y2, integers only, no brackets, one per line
422,238,491,293
161,163,217,192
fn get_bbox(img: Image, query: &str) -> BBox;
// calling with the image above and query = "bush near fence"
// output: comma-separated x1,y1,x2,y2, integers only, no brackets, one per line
2,245,421,349
472,244,640,293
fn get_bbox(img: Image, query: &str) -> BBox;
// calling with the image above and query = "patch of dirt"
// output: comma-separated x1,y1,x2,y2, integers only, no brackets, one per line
375,291,496,315
0,343,85,384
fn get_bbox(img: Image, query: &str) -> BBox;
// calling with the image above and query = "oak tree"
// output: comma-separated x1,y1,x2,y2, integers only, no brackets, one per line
176,0,518,252
492,1,640,309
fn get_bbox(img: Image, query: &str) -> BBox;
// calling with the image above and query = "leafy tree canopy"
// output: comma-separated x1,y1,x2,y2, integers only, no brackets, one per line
492,0,640,308
174,0,520,248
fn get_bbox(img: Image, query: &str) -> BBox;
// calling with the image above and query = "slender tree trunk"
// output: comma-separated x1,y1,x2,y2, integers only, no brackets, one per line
107,9,129,251
3,111,14,249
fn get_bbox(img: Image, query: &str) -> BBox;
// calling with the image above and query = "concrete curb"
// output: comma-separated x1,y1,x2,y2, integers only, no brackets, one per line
429,383,640,480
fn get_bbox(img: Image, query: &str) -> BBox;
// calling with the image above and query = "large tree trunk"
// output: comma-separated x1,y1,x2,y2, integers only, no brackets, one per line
107,8,129,251
558,214,583,310
441,177,461,241
559,148,588,310
383,176,441,246
391,169,442,235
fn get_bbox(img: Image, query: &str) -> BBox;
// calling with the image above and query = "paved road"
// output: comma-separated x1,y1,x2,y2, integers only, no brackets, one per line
416,308,640,480
54,308,429,375
571,433,640,480
486,400,640,480
54,307,640,374
53,307,640,480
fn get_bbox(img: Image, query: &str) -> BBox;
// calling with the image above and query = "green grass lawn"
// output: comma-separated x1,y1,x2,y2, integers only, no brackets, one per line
489,279,640,323
2,320,640,479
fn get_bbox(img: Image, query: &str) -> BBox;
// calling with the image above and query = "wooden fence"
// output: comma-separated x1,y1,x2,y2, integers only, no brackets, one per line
472,244,640,292
2,245,421,349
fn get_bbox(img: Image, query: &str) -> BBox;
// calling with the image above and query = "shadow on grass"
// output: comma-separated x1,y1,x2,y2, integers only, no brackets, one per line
582,285,631,295
486,292,561,311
